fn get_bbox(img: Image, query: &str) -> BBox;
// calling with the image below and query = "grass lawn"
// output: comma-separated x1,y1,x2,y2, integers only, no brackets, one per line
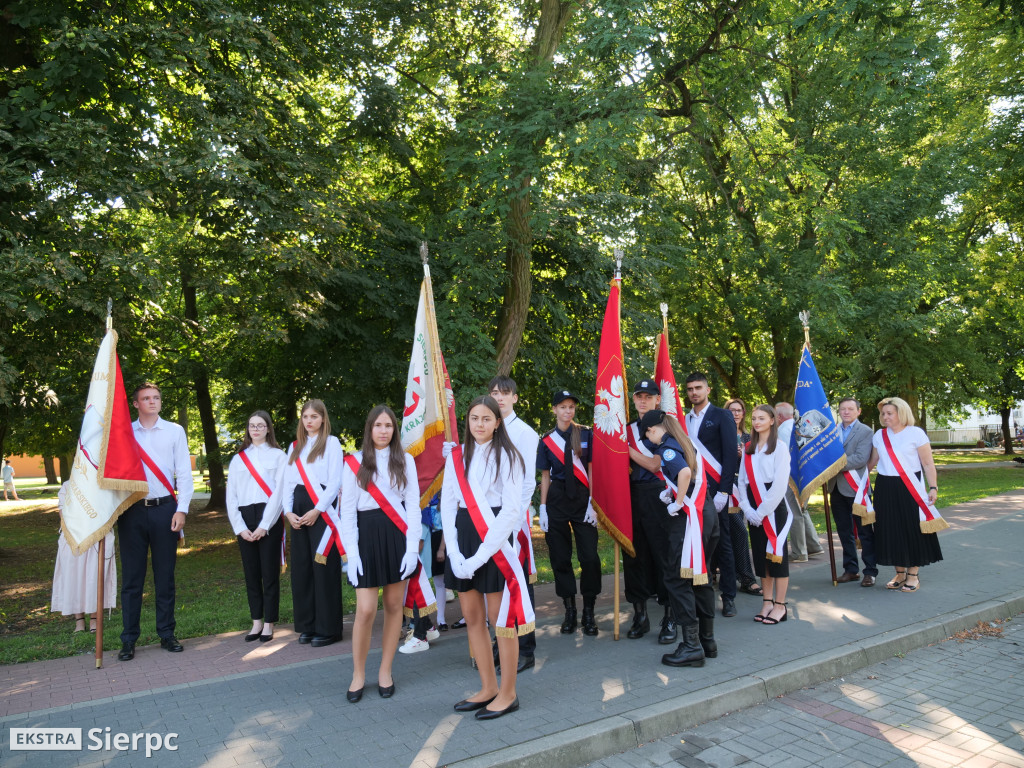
2,462,1022,665
932,449,1018,465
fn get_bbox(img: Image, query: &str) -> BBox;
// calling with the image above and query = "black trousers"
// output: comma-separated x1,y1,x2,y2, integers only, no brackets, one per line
237,503,284,622
830,488,877,577
545,480,601,599
289,487,343,637
707,480,737,601
623,482,669,606
728,510,757,584
118,498,178,645
662,495,720,626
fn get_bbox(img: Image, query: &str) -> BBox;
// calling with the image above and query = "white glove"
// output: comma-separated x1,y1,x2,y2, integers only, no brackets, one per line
448,551,466,578
743,507,762,527
713,492,729,512
583,501,597,527
399,552,419,580
538,504,549,533
666,501,682,516
659,488,674,505
346,553,363,588
442,441,457,459
459,553,485,579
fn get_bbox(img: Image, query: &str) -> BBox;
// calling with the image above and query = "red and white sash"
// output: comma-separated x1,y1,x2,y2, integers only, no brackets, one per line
239,450,285,566
880,430,949,533
542,432,590,488
662,445,709,585
291,442,345,564
451,446,535,637
681,413,723,485
627,423,665,482
743,451,793,563
137,444,185,543
842,468,875,524
343,455,436,616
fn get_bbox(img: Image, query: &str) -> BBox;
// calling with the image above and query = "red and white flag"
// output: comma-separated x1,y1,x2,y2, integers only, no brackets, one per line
400,263,458,508
654,331,684,419
591,278,633,556
63,329,149,554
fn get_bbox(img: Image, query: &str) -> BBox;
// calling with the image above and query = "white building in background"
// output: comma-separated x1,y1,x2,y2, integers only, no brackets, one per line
927,403,1024,445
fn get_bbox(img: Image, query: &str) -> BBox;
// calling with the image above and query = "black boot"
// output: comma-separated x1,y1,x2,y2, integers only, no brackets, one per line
698,617,717,658
626,601,649,639
658,605,678,645
581,597,598,636
560,596,578,634
661,624,706,667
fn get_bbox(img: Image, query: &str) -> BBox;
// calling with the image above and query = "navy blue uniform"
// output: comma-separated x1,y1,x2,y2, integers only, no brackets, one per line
623,422,670,606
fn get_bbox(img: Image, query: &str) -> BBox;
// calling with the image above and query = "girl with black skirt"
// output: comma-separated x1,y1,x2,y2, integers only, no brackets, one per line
280,399,344,646
339,405,421,701
226,411,287,642
441,395,530,721
737,405,793,625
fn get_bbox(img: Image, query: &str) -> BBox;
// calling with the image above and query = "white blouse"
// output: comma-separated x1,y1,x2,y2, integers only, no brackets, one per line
280,435,344,514
339,447,420,556
873,426,929,476
226,443,288,534
737,441,791,522
440,440,524,564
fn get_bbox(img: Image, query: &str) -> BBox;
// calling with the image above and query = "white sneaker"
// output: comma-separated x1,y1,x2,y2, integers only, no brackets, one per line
398,637,430,654
445,589,455,603
426,627,440,642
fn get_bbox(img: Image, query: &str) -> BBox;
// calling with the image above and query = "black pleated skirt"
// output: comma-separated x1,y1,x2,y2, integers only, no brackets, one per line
874,475,943,567
445,506,506,594
355,508,407,588
747,486,790,578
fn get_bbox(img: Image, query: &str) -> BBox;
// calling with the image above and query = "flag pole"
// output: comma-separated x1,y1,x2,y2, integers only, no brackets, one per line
95,300,113,669
613,250,623,641
800,310,838,586
660,302,669,340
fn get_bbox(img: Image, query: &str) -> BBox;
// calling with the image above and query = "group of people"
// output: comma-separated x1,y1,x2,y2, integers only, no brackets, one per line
49,373,946,722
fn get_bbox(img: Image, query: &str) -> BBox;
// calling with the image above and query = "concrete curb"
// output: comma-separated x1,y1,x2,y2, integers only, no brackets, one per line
448,590,1024,768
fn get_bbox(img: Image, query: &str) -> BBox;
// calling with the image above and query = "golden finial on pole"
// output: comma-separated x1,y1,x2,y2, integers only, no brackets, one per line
660,302,669,338
799,309,811,348
613,248,623,280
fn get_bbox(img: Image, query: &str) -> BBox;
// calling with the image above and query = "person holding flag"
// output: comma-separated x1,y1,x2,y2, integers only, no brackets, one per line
340,405,422,702
119,382,194,660
280,399,344,647
226,411,287,643
867,397,945,593
537,389,599,636
441,395,532,721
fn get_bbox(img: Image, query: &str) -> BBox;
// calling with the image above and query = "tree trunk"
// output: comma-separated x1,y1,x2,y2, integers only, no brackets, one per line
58,454,72,483
1000,407,1015,455
43,455,58,484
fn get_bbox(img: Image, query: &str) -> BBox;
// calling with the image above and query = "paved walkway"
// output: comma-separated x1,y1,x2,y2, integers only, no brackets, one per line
1,489,1022,768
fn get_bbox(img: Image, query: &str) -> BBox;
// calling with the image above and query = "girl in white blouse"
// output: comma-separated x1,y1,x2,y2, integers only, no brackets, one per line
280,399,344,646
340,405,420,702
441,395,526,721
226,411,288,642
737,404,793,625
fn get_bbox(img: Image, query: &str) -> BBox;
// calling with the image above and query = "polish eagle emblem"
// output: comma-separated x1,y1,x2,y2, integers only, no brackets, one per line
660,380,678,417
594,375,627,438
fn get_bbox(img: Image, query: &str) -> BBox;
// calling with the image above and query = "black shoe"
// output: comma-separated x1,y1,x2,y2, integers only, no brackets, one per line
311,634,341,647
722,597,737,617
560,596,578,634
378,682,395,698
298,632,314,644
454,696,496,712
581,598,598,636
244,631,262,642
626,601,649,639
658,608,678,645
160,636,183,652
516,654,535,673
475,697,519,720
259,631,274,643
661,626,705,667
346,687,364,703
117,643,135,661
698,617,717,658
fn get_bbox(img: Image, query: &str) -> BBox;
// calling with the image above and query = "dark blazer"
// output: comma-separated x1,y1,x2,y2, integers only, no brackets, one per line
693,403,739,496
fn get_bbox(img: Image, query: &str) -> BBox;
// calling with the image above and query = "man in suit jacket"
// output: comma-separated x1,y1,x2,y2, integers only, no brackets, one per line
827,398,877,587
684,373,739,617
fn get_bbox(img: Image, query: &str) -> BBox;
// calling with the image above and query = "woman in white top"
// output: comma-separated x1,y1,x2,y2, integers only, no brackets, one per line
280,399,344,646
441,395,526,720
226,411,287,642
737,404,792,625
867,397,942,593
340,405,420,702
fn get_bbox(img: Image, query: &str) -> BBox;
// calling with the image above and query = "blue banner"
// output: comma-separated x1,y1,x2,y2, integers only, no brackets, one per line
790,345,847,505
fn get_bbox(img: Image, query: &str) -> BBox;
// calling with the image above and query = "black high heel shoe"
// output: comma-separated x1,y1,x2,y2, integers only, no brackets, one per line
762,602,788,625
753,600,774,623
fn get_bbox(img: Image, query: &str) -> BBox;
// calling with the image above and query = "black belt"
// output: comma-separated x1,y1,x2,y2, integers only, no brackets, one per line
142,495,174,507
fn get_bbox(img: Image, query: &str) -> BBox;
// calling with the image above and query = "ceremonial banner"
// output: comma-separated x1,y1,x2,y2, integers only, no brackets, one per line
653,331,684,419
591,278,633,556
790,345,846,506
63,329,148,555
401,269,458,508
